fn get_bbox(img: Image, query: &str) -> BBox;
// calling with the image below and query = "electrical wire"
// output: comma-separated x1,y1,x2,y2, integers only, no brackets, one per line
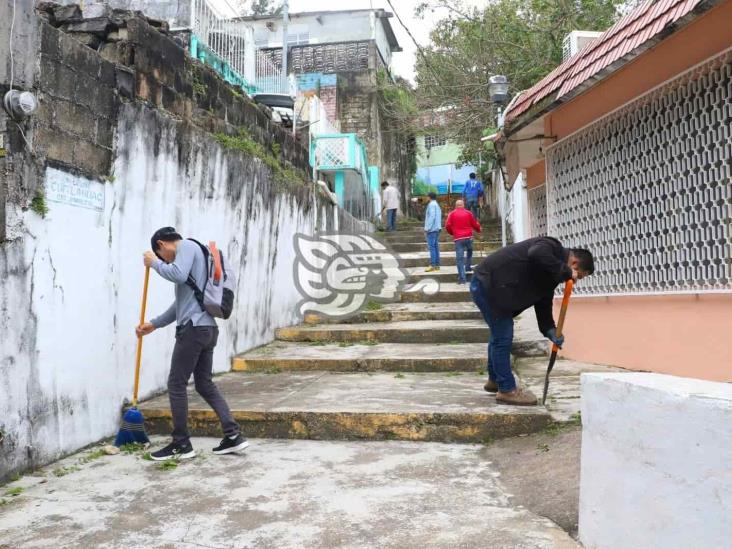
9,0,16,90
384,0,438,81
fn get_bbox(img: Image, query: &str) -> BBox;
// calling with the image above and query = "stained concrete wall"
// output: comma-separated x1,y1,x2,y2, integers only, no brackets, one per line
579,372,732,548
50,0,192,28
0,4,367,480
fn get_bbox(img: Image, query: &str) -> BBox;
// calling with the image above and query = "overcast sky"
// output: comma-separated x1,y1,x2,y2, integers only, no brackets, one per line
214,0,486,82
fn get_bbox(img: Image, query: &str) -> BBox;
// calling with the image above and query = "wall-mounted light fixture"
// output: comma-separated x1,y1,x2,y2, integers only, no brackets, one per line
3,90,38,122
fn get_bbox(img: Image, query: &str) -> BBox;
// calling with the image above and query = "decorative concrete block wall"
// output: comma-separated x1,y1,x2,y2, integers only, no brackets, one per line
579,372,732,549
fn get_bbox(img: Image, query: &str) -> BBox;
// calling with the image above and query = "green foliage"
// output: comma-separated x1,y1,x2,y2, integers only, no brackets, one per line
412,178,438,196
4,487,23,496
394,373,405,379
214,128,305,186
376,70,419,182
156,459,179,471
191,68,207,98
413,0,636,166
52,465,80,477
249,0,282,15
30,192,49,218
364,300,383,311
78,449,106,464
120,442,147,455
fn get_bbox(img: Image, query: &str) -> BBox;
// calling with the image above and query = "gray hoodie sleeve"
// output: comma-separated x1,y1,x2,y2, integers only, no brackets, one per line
151,302,176,329
152,240,196,284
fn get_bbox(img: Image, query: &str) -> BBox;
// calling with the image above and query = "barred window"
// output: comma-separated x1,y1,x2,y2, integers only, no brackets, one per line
424,135,447,149
546,51,732,296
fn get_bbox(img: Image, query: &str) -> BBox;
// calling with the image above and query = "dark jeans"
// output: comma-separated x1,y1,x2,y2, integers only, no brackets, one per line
455,238,473,282
426,230,441,267
386,209,397,231
466,200,480,220
169,323,239,445
469,278,517,392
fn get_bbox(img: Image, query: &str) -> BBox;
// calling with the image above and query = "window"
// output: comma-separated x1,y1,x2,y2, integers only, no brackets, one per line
424,135,447,149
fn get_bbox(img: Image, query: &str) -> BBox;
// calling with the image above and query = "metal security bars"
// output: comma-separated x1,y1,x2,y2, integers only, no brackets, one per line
190,0,254,90
546,51,732,296
255,49,291,95
528,184,547,237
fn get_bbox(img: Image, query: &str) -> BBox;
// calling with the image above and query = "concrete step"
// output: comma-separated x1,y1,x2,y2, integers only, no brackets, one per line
276,319,490,344
379,232,502,244
304,302,483,324
406,266,474,284
233,342,487,372
389,241,499,254
398,252,493,268
401,283,472,303
139,372,552,443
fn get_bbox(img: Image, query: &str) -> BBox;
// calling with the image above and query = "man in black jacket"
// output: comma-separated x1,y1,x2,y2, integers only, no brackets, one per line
470,237,594,406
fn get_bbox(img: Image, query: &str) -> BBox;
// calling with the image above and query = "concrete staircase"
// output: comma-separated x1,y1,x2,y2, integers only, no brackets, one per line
140,220,616,442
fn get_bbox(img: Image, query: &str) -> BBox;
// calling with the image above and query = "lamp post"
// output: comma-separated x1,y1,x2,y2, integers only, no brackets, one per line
488,75,510,247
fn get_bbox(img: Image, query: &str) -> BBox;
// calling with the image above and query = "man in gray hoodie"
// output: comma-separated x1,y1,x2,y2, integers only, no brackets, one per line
137,227,248,460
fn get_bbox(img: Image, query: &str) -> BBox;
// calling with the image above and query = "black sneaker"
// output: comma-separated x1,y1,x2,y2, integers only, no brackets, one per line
213,434,249,455
150,441,196,461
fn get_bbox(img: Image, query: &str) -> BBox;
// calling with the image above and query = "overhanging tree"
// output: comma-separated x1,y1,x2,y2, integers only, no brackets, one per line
412,0,638,167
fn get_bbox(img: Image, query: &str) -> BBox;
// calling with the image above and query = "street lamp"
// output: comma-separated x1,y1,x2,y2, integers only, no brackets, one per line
487,75,510,248
488,75,510,105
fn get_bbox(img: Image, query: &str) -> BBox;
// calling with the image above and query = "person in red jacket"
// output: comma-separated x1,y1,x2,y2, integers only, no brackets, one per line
445,200,482,284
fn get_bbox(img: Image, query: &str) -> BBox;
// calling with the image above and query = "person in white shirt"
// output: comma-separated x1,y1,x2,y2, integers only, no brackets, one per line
381,181,400,231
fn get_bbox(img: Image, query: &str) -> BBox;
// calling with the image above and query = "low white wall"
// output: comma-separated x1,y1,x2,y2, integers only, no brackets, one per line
579,372,732,549
0,103,347,477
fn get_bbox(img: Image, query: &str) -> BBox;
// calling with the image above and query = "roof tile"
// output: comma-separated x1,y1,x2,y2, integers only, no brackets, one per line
505,0,703,124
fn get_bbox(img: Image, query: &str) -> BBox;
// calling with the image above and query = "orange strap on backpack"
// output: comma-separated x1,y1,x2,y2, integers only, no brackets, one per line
209,241,222,283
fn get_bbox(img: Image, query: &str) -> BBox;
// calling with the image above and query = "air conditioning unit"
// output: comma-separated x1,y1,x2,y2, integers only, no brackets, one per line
562,31,603,62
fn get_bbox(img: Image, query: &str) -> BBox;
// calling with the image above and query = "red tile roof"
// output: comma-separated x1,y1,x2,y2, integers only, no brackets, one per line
504,0,705,125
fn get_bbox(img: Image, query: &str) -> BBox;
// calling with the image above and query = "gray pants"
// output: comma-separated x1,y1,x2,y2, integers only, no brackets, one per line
169,323,239,444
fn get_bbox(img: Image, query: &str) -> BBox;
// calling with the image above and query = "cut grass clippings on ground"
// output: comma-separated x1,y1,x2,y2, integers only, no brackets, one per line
52,465,80,477
4,487,23,497
120,442,148,455
156,460,180,471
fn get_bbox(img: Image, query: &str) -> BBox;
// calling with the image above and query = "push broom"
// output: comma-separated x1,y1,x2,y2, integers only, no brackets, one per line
541,279,574,406
115,266,151,446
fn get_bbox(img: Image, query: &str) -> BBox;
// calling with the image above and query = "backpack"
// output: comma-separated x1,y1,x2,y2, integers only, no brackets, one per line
185,239,236,319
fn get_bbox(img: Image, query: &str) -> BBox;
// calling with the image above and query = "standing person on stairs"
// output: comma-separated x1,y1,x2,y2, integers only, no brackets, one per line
137,227,249,460
381,181,400,232
445,200,481,285
470,237,594,406
424,192,442,273
462,173,484,220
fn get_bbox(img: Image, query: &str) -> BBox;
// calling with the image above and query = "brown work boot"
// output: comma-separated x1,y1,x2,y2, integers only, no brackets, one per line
496,388,538,406
483,380,498,393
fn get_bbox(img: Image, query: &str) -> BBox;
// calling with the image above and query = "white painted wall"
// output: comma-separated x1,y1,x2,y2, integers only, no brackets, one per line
508,172,529,242
579,372,732,549
0,102,346,476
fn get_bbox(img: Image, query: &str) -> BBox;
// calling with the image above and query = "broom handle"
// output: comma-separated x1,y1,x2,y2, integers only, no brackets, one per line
132,266,151,406
552,279,574,353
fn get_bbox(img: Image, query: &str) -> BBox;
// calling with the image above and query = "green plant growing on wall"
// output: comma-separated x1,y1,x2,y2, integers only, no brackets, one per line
30,192,49,218
214,128,307,188
191,68,207,98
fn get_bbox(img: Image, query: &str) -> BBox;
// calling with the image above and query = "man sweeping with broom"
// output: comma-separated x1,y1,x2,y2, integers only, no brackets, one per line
136,227,248,461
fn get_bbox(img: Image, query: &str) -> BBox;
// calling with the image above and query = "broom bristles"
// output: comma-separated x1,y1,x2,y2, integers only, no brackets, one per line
114,406,150,447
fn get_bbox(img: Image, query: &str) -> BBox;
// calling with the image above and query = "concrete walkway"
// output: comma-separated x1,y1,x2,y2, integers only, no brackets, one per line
1,221,618,547
0,437,579,549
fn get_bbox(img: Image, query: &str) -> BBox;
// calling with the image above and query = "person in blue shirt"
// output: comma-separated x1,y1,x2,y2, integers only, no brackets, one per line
424,192,442,272
462,173,484,220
